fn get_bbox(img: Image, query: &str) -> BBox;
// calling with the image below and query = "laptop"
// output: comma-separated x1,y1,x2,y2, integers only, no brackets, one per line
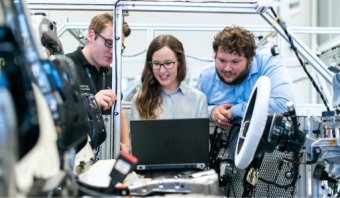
130,118,210,170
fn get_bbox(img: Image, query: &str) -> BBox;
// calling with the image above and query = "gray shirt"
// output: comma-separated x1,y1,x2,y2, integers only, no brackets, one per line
130,83,208,120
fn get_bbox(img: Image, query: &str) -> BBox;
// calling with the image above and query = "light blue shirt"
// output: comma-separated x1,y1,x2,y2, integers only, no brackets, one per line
197,48,294,119
131,83,208,120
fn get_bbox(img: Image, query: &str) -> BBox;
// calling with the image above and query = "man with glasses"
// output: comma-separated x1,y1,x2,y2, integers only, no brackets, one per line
197,26,294,128
67,13,131,152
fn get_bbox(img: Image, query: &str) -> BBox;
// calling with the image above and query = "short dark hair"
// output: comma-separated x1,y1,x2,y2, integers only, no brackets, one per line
88,13,113,34
88,13,131,38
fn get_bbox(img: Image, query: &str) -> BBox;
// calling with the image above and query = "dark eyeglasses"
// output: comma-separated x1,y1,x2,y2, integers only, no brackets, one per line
149,61,176,70
95,32,113,48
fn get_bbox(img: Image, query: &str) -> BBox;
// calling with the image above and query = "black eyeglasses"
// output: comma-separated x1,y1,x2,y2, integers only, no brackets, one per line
149,61,176,70
95,32,113,48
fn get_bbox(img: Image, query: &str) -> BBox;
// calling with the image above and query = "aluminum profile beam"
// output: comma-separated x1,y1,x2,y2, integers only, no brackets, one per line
113,5,123,158
26,0,260,12
26,0,115,10
116,1,262,14
57,23,87,37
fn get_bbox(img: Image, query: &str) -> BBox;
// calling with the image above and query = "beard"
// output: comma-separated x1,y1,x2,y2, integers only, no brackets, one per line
216,65,250,86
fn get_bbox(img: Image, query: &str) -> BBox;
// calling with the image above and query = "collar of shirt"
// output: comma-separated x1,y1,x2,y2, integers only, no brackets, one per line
161,83,186,96
74,47,92,67
74,47,109,73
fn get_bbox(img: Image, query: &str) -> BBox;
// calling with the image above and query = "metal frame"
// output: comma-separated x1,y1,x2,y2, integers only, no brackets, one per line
113,0,334,154
26,0,117,10
57,23,339,104
26,0,334,84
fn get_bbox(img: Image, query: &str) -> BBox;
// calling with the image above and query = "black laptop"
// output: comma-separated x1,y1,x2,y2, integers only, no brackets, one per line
130,118,210,170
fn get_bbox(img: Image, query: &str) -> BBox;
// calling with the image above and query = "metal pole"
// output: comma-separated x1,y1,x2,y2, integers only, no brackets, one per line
112,3,123,158
297,154,308,197
311,164,321,197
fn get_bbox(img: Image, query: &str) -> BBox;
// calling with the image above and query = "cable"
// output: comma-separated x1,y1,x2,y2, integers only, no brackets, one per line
269,7,330,111
186,55,213,62
220,125,239,197
266,159,282,197
122,49,147,57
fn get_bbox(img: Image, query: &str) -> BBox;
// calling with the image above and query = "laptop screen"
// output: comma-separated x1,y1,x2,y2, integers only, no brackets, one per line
130,118,210,170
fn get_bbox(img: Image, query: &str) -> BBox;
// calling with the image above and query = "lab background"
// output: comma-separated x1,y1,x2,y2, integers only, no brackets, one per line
23,0,340,197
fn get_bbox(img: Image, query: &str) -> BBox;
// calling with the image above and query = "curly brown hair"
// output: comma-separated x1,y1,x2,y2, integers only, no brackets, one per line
213,26,256,61
135,34,187,119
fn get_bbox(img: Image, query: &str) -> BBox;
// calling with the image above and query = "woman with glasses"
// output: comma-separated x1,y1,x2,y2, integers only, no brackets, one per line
66,13,131,152
130,34,208,120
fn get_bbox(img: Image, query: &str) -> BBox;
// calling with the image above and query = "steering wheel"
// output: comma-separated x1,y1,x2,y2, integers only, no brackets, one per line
235,76,271,169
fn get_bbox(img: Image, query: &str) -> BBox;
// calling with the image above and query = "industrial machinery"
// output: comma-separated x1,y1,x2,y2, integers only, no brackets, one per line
234,74,340,197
